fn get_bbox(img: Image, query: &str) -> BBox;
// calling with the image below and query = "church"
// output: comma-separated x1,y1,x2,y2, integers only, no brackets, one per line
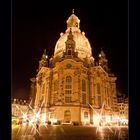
31,10,118,126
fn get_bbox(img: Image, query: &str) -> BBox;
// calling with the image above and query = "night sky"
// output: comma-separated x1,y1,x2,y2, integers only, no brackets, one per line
12,0,128,99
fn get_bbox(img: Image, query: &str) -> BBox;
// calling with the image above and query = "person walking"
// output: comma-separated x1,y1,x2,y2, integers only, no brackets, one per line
34,120,42,138
36,123,39,130
36,120,40,132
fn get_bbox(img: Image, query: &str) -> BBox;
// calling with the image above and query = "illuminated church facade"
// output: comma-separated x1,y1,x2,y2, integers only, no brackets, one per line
32,11,118,125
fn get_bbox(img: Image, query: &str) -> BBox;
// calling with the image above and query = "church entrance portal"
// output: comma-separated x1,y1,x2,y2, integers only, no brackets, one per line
64,110,71,123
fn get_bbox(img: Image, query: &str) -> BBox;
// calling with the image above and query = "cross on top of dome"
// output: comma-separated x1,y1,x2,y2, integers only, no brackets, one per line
72,9,74,14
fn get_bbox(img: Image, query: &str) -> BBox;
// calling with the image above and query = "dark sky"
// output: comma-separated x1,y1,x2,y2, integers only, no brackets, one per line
12,0,128,99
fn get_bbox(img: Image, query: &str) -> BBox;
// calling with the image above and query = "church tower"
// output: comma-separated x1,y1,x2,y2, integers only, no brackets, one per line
63,28,78,58
98,49,110,72
38,49,48,70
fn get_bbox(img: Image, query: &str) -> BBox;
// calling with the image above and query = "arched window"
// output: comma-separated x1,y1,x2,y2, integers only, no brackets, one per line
65,76,72,103
64,110,71,116
82,80,86,91
66,76,72,83
68,50,71,55
84,112,88,120
82,79,86,104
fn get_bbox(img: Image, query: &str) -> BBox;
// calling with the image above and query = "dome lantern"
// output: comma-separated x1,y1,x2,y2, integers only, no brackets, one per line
66,9,80,29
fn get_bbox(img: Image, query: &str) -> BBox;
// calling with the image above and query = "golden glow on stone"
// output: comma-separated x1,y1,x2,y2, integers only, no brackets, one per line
60,32,63,36
32,11,122,127
54,31,92,59
82,32,85,36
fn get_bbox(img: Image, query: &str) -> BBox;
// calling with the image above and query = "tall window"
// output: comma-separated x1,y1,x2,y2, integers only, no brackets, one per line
65,76,72,103
96,83,101,107
97,83,100,94
53,80,58,103
84,112,88,120
98,96,101,107
82,80,86,104
54,80,58,91
68,50,71,55
41,84,45,94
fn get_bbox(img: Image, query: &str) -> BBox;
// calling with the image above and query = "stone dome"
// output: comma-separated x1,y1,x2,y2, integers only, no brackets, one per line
54,12,93,60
